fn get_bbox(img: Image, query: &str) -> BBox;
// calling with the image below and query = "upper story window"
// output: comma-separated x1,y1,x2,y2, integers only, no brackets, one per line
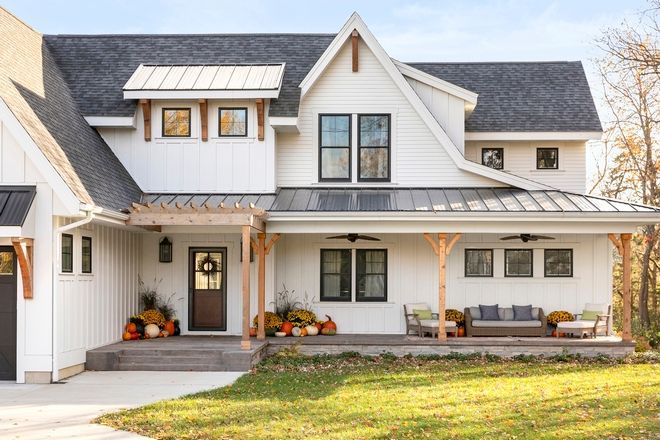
358,114,390,181
482,148,503,170
162,108,191,137
537,147,558,169
219,108,247,137
61,234,73,273
81,236,92,274
319,114,351,182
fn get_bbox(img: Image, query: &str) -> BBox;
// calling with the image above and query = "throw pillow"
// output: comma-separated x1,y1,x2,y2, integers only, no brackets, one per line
513,304,534,321
413,309,433,320
479,304,500,320
581,310,600,321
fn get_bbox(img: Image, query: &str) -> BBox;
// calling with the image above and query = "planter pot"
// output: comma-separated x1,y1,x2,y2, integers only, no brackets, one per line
249,327,257,337
457,326,465,337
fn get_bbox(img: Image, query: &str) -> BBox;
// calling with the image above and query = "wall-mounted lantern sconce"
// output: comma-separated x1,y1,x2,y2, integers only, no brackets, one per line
159,237,172,263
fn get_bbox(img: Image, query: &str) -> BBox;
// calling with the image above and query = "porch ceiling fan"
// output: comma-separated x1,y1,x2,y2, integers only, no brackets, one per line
499,234,555,243
325,233,381,243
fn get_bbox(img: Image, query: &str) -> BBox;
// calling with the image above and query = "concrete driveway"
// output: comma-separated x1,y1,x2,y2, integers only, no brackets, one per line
0,371,245,439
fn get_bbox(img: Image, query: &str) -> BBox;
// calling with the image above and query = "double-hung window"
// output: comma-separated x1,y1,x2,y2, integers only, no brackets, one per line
319,115,351,181
356,249,387,301
358,114,390,181
320,249,352,301
320,249,388,302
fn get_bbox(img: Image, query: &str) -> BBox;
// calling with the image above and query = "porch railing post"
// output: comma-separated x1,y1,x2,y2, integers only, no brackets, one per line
241,225,251,350
257,232,266,340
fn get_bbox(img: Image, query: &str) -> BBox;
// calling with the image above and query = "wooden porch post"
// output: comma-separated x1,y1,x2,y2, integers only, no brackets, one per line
621,233,633,342
437,233,447,342
241,225,251,350
257,232,266,340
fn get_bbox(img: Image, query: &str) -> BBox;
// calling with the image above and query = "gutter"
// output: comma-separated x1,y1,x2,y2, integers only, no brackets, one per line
51,208,95,382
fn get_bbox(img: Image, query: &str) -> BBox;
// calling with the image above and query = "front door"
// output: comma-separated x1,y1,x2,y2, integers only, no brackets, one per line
0,247,17,380
189,248,227,331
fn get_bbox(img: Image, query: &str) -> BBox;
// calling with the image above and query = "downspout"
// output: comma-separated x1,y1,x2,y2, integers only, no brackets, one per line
51,208,95,382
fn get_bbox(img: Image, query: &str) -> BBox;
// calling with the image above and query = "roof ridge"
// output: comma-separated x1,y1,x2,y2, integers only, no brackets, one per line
45,32,337,38
405,60,582,65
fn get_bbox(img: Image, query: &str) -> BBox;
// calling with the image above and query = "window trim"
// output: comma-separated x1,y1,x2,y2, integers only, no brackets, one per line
504,249,534,278
536,147,559,170
61,233,73,274
162,107,192,138
318,114,352,183
481,147,504,170
319,248,352,302
544,248,573,277
357,114,391,182
464,248,494,278
81,236,93,274
355,249,388,302
218,107,248,137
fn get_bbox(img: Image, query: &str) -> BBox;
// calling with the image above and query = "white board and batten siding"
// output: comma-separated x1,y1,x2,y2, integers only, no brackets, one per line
277,39,497,187
55,219,141,370
465,141,587,193
99,99,276,193
275,233,611,334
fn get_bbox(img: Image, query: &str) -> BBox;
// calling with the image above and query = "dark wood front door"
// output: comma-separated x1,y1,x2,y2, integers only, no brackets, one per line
189,248,227,331
0,247,17,380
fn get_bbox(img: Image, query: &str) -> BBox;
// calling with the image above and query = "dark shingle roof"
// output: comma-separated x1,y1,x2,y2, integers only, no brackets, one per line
142,188,659,214
44,34,335,118
408,61,602,132
0,186,36,226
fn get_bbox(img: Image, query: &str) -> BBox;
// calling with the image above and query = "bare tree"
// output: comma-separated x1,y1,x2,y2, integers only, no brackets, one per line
594,2,659,327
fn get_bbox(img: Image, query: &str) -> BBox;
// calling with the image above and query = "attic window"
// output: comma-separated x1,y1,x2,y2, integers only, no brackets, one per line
482,148,503,169
537,148,558,169
162,108,191,137
219,108,247,136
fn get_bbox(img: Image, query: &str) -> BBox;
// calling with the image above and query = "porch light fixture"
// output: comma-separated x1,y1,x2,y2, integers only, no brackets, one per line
159,237,172,263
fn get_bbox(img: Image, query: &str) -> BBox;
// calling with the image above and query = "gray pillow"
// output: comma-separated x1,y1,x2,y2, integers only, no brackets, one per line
513,304,534,321
479,304,500,320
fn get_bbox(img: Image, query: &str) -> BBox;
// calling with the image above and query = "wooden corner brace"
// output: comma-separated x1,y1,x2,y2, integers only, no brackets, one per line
140,99,151,142
11,238,33,299
351,30,359,72
256,98,264,141
199,99,208,142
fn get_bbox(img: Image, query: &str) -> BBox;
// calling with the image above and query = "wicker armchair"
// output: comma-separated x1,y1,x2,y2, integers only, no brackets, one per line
404,303,457,338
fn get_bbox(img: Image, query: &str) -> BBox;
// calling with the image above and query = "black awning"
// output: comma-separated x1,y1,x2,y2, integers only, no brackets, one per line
0,186,36,226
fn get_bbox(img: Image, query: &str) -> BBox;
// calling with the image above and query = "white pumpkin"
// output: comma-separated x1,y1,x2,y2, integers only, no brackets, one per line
305,325,319,336
275,331,286,337
291,326,302,337
145,324,160,339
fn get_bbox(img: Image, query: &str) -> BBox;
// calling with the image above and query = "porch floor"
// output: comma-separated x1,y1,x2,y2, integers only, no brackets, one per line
86,334,634,373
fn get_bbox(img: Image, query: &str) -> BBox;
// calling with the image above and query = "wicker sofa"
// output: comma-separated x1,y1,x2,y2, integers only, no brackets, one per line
464,306,547,337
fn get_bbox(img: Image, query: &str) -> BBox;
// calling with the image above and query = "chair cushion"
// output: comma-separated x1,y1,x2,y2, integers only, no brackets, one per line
472,320,541,328
479,304,500,320
513,305,533,321
580,310,600,321
413,309,432,320
559,320,606,329
419,320,457,328
405,303,429,322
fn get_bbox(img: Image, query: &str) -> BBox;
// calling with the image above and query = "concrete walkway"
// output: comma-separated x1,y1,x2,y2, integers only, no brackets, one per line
0,371,245,439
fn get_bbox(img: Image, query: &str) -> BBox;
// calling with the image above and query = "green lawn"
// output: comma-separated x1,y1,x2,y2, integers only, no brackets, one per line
98,352,659,439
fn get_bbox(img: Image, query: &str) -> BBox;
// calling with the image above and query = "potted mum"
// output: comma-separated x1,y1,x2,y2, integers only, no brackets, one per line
547,310,574,337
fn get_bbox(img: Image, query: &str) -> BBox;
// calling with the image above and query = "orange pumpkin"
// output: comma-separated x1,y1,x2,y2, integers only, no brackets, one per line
164,320,175,336
122,331,132,341
280,321,294,336
457,327,465,337
300,327,308,337
249,327,257,337
315,322,323,331
130,332,140,340
322,315,337,331
126,323,137,333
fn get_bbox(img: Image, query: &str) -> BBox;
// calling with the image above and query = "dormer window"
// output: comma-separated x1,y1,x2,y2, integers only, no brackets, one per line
219,108,247,137
482,148,503,169
162,108,191,137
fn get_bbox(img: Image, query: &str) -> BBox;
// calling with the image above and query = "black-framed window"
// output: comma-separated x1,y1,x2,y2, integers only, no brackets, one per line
537,148,558,169
482,148,504,169
465,249,493,277
162,108,191,137
505,249,533,277
319,115,351,181
61,234,73,273
81,236,92,274
544,249,573,277
358,114,390,181
219,108,247,137
356,249,387,301
320,249,351,301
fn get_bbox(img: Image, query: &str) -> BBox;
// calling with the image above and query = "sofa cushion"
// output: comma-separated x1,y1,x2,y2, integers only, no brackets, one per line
479,304,500,320
498,308,514,321
469,307,481,320
513,305,533,321
472,320,542,328
413,309,432,320
531,307,540,320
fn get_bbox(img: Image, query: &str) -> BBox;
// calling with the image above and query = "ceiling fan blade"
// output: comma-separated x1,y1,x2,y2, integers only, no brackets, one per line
357,235,381,241
500,236,521,240
326,235,349,240
532,235,555,240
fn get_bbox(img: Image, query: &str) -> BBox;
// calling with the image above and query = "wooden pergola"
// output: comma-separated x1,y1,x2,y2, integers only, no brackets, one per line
128,201,278,349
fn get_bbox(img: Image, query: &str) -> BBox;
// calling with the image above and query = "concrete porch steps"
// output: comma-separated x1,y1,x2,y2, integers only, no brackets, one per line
86,336,268,372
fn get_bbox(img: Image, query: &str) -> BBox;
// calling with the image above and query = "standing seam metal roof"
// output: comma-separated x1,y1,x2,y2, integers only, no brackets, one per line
0,186,36,226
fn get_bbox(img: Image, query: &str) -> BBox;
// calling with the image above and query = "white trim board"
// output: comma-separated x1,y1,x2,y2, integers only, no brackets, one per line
298,12,552,191
466,131,603,141
123,89,280,100
84,115,136,128
392,59,478,104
